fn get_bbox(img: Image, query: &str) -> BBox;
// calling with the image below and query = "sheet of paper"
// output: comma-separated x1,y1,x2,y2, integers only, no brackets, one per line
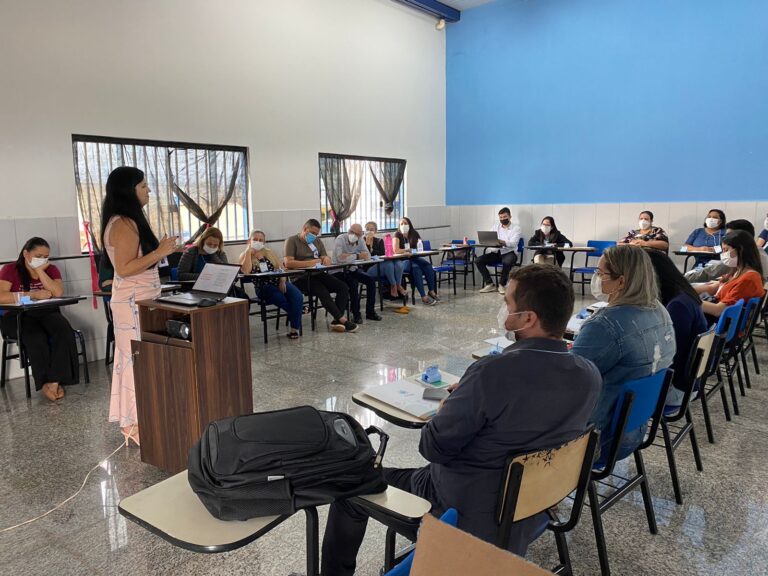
193,263,239,293
566,316,585,334
483,335,514,348
586,301,608,312
363,380,438,420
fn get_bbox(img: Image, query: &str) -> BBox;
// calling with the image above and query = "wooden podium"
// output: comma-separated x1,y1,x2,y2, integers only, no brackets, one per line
132,298,253,473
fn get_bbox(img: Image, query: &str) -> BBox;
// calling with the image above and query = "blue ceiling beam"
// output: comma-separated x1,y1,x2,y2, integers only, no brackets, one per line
393,0,461,22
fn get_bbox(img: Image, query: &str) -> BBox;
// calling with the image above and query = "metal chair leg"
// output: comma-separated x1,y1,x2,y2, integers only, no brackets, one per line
553,530,573,576
634,451,658,534
686,410,704,472
588,483,611,576
751,340,760,375
384,526,397,571
741,350,752,389
76,331,90,384
304,507,319,576
699,385,716,444
1,339,7,389
22,347,31,398
660,419,683,505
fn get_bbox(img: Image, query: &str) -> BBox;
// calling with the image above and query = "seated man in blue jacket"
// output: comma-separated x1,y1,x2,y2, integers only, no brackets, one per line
321,265,603,575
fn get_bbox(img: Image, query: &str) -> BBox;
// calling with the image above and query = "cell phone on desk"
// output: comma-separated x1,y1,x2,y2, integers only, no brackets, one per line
422,388,449,402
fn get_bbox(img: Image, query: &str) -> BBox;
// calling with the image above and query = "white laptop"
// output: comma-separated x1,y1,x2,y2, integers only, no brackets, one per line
156,263,240,307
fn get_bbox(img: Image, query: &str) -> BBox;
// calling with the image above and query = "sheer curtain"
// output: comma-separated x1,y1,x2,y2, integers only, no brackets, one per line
319,155,364,236
369,159,406,215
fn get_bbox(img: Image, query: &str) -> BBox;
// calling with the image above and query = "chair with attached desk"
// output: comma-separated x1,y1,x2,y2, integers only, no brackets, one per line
741,283,768,376
569,240,615,295
422,241,456,295
239,276,292,343
488,238,525,286
586,369,672,576
0,308,90,398
697,300,742,443
714,299,754,416
655,329,714,504
497,428,599,576
732,295,765,391
444,239,476,289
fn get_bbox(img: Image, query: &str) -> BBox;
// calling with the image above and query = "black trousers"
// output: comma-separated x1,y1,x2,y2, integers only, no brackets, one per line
475,250,517,286
322,467,428,576
346,269,377,318
1,309,78,391
293,272,349,322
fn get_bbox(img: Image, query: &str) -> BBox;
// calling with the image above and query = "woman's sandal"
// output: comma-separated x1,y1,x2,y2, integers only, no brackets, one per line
287,332,300,340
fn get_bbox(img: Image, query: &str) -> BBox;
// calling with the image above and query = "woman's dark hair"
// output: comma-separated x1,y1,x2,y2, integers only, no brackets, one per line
704,209,726,230
722,230,763,277
646,250,700,306
640,210,654,221
15,237,50,291
100,167,159,266
396,216,421,247
534,216,559,241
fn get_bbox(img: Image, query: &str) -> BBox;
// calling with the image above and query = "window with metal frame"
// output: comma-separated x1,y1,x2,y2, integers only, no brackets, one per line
319,153,406,236
72,134,249,252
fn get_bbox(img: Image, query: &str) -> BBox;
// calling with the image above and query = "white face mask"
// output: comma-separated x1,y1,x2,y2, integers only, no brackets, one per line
541,225,552,235
250,240,265,251
497,304,528,343
590,274,612,302
348,233,359,244
638,219,652,230
202,244,218,255
365,229,376,237
720,251,738,268
29,257,48,269
399,224,410,235
705,218,720,229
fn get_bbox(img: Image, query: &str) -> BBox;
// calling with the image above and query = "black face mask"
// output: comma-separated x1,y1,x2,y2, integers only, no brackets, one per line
500,218,510,226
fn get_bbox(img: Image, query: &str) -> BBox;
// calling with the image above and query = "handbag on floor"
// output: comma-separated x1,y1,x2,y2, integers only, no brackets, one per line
188,405,389,520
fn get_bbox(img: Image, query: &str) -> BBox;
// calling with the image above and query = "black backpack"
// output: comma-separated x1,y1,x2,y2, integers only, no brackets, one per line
188,405,389,520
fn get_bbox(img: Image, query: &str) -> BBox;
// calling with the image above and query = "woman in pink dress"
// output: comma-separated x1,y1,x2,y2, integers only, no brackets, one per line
101,167,177,446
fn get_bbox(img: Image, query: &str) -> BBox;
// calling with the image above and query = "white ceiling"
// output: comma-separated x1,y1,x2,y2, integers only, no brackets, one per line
440,0,497,11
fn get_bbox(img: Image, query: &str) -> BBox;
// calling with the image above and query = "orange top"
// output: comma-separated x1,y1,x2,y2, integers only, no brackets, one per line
716,269,765,306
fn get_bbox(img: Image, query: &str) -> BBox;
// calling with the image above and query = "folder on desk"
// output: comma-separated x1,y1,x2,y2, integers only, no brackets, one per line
364,380,438,420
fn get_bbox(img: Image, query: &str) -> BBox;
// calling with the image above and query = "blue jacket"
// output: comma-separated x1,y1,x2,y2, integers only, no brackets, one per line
571,303,675,459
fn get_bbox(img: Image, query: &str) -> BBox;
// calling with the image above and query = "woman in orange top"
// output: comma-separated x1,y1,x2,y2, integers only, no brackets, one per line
695,230,765,318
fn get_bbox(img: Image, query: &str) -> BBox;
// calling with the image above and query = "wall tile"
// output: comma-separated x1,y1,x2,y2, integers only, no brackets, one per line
56,216,82,256
15,218,59,255
595,204,622,242
572,205,597,246
667,203,700,247
724,201,757,224
618,203,644,234
0,219,18,261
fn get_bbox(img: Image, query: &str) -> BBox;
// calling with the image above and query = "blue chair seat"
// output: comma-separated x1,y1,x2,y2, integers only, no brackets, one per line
572,266,597,274
433,265,454,273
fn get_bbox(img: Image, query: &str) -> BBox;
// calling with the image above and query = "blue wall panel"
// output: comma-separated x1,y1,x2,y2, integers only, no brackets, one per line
446,0,768,205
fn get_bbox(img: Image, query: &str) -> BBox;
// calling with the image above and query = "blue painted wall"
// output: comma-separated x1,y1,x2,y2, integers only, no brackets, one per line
446,0,768,205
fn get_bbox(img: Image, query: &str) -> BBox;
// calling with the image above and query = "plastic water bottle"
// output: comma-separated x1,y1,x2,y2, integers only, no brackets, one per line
417,239,424,253
384,234,394,257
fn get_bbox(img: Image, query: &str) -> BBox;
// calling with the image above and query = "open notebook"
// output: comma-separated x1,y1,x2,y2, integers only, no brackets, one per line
363,380,440,420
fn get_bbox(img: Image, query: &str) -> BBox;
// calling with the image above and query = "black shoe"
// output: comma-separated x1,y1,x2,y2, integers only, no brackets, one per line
344,321,359,333
366,312,382,321
353,315,363,324
330,320,346,333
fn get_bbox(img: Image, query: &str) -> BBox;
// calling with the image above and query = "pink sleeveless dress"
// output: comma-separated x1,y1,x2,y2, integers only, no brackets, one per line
104,217,161,427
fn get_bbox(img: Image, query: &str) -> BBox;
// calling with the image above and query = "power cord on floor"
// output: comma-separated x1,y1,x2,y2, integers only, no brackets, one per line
0,439,129,533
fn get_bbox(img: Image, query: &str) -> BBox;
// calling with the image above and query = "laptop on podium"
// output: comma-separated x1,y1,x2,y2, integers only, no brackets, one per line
156,263,240,307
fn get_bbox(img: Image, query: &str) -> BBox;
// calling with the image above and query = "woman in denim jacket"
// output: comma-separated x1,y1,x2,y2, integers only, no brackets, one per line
571,245,676,460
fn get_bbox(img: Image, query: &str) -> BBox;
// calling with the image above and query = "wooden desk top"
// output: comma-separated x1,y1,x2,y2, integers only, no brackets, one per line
136,297,249,314
0,295,85,311
352,392,428,429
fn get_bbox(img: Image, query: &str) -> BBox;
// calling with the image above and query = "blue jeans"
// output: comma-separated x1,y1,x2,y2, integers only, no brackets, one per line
404,257,436,297
366,260,404,287
257,283,303,331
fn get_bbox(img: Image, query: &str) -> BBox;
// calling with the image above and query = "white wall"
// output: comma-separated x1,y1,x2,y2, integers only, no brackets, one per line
451,201,768,268
0,0,448,372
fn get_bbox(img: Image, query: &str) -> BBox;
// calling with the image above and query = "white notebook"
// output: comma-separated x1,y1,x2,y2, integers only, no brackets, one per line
363,380,439,420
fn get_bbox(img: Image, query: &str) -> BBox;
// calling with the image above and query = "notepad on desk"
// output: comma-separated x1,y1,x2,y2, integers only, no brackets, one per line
363,380,439,420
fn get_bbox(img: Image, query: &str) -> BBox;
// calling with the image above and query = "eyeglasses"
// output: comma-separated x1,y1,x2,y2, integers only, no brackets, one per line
595,269,614,280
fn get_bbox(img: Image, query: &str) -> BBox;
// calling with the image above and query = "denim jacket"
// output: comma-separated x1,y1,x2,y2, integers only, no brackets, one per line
571,303,676,459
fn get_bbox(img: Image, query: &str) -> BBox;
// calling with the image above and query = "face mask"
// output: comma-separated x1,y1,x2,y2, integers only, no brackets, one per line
720,251,738,268
705,218,720,229
500,218,510,226
348,233,359,244
497,304,528,343
305,232,317,244
541,225,552,235
638,219,651,230
365,229,375,237
29,257,48,269
399,225,410,235
202,245,218,255
590,274,612,302
250,240,265,251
